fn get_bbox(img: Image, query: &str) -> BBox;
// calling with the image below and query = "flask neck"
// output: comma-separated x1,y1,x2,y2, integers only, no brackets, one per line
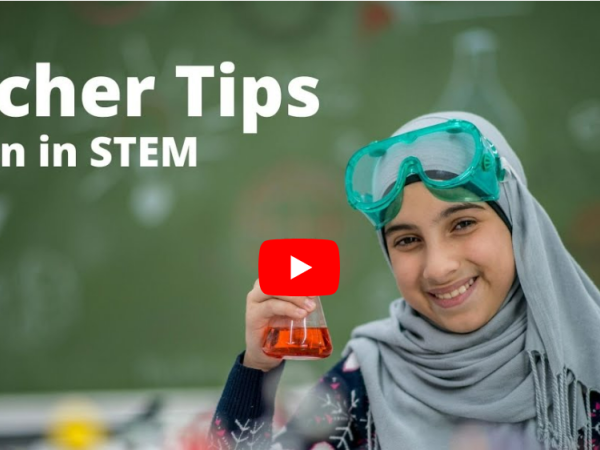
454,49,499,88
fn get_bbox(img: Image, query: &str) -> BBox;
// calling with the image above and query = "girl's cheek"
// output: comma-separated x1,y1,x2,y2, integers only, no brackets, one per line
392,256,421,290
465,233,497,262
466,227,514,278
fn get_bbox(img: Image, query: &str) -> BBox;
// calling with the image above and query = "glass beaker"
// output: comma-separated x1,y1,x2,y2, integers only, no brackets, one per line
262,296,333,360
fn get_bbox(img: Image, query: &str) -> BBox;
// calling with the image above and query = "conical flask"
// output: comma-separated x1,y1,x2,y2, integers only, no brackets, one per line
434,28,527,149
262,296,333,360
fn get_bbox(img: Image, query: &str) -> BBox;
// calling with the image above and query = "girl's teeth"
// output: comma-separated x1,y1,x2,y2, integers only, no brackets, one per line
434,278,475,300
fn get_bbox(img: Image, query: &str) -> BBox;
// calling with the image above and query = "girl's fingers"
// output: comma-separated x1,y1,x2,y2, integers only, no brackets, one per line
249,279,316,310
256,298,310,321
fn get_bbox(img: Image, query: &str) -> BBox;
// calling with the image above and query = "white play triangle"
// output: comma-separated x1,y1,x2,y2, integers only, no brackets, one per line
291,256,312,280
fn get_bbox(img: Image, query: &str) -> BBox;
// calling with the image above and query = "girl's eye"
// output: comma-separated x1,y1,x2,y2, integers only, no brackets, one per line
454,220,475,231
395,236,419,247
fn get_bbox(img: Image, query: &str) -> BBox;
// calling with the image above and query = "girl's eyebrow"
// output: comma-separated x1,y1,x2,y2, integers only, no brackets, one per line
384,203,486,237
437,202,486,222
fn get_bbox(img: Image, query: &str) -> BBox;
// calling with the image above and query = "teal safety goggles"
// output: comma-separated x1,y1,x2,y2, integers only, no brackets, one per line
345,119,507,229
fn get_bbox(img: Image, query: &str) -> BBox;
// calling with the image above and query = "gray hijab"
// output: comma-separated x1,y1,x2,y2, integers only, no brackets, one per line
344,112,600,450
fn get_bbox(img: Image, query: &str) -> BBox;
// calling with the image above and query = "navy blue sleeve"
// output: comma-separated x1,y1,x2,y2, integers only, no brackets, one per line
208,351,285,449
214,351,286,424
208,351,372,450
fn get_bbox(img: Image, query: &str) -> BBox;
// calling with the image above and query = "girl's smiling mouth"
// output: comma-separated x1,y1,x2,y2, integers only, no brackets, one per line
428,277,478,309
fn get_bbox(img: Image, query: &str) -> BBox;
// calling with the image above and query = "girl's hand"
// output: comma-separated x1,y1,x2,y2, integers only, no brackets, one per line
243,278,317,372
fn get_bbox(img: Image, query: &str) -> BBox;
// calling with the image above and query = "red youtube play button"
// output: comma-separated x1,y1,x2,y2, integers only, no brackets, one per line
259,239,340,296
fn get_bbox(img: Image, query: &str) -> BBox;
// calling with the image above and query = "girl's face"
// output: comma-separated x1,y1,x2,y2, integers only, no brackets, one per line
384,183,516,334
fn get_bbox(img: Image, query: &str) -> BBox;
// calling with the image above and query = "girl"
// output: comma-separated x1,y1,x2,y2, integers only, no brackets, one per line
208,112,600,450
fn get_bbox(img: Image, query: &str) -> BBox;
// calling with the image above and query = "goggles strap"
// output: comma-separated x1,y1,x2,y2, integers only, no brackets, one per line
500,157,524,185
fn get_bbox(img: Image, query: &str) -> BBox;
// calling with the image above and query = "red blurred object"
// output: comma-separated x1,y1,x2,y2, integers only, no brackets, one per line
71,2,149,27
361,2,393,36
179,430,209,450
175,411,213,450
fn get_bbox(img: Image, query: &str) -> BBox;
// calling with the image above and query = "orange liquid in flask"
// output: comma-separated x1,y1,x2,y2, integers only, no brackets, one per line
261,295,333,360
263,326,333,360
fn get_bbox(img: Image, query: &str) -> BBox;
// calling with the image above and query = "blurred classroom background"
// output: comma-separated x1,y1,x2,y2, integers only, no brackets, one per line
0,2,599,449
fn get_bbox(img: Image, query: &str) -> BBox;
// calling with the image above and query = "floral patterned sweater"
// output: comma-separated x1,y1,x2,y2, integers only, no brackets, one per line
208,352,600,450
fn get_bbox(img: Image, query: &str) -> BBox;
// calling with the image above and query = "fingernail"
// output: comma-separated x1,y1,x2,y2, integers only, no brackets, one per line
296,308,307,317
304,299,316,310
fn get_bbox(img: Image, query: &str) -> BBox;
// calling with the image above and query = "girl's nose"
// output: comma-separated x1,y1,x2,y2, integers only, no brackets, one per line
422,243,461,286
